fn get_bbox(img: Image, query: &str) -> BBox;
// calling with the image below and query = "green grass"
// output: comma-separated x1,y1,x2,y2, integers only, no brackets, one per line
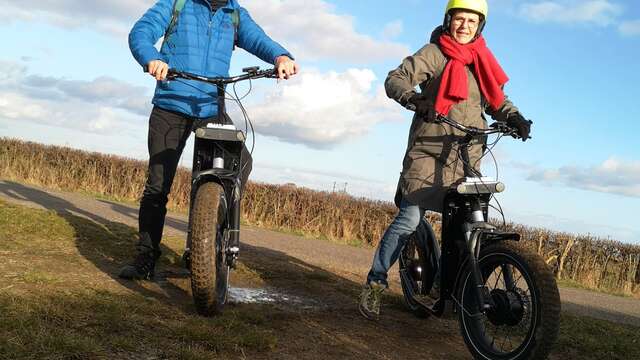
0,290,277,360
1,198,639,360
555,313,640,360
0,200,278,359
20,270,62,284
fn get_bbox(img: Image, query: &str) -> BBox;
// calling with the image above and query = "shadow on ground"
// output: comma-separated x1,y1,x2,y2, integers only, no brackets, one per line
0,180,192,309
97,198,189,235
0,180,469,359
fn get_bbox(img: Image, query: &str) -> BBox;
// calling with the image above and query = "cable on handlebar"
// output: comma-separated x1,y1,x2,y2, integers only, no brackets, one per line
432,113,511,226
163,67,277,173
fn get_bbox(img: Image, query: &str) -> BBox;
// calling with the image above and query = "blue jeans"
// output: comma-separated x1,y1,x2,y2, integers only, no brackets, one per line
367,200,427,287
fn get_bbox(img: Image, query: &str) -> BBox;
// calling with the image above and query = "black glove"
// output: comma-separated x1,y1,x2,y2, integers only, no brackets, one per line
404,93,431,119
506,112,532,141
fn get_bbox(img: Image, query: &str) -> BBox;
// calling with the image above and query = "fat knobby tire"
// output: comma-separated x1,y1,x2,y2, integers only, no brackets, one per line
458,241,561,360
190,182,226,316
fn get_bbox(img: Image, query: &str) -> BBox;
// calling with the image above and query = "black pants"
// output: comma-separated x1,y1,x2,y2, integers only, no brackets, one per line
139,106,194,250
139,106,252,250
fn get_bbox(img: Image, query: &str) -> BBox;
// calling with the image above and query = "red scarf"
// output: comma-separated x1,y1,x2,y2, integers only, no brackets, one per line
435,34,508,116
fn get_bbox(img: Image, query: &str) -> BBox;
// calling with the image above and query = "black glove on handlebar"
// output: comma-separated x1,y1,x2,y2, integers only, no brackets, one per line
404,93,431,119
506,112,532,142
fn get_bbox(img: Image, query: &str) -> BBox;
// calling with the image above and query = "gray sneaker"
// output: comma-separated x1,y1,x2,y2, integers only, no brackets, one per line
358,281,386,320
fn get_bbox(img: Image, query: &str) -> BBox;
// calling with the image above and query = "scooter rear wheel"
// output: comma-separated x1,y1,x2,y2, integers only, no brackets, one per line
190,182,229,316
399,233,434,318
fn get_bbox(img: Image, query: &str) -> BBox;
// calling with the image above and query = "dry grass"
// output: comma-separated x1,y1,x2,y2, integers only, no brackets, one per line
1,137,639,296
1,199,638,360
0,199,278,359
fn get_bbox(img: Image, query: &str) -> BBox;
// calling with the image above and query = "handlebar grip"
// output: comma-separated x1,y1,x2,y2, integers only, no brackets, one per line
242,66,260,74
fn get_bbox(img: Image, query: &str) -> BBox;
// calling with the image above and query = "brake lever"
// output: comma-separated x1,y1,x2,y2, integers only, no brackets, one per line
490,121,531,140
490,121,514,137
489,121,508,130
266,69,279,78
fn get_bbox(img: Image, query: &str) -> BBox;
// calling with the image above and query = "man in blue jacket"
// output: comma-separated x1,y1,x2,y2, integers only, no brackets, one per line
120,0,298,280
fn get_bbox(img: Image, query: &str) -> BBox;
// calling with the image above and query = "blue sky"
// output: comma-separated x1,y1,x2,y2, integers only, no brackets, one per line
1,0,639,243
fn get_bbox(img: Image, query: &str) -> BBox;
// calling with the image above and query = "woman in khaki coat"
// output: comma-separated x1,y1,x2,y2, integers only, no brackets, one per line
359,0,532,320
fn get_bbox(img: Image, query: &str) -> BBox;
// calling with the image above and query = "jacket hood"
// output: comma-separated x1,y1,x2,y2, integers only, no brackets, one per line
429,25,444,44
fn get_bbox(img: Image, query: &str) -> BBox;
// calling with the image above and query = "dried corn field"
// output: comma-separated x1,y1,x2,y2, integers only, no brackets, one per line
1,138,639,295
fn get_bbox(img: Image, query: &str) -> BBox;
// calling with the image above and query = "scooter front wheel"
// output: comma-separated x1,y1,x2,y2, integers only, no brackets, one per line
457,242,560,360
190,182,229,316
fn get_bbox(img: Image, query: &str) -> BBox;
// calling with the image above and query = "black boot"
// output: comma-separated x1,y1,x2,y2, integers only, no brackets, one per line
118,233,161,280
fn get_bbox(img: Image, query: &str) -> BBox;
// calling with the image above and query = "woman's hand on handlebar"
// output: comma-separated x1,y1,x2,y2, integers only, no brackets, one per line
405,92,431,118
147,60,169,81
506,112,533,142
275,56,298,80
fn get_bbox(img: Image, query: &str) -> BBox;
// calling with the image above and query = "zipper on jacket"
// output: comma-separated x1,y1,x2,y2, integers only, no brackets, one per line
203,2,214,72
203,1,216,111
207,1,213,36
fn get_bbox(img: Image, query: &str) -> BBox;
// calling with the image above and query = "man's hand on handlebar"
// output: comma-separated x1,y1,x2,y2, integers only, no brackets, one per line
147,60,169,81
275,56,298,80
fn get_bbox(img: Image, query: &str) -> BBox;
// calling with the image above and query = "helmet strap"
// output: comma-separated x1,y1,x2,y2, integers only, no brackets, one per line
443,13,452,33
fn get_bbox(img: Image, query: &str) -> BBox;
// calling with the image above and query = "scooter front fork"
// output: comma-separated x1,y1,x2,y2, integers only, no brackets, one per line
226,181,242,269
463,200,495,312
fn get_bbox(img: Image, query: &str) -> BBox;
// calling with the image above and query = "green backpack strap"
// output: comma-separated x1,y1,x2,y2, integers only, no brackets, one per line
164,1,240,49
164,0,187,45
231,9,240,49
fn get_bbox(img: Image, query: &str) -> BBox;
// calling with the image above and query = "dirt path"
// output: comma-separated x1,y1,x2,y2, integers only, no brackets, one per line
1,179,639,332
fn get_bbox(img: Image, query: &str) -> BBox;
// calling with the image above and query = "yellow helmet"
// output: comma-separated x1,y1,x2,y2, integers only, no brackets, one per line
443,0,488,37
445,0,488,19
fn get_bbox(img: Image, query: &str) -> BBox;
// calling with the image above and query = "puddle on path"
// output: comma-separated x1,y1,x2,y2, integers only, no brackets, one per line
228,287,321,309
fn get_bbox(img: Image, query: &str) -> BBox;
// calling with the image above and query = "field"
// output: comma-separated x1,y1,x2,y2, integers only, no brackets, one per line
1,199,639,359
1,137,639,298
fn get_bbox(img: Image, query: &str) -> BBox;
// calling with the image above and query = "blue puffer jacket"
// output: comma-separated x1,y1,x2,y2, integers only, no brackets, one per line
129,0,293,118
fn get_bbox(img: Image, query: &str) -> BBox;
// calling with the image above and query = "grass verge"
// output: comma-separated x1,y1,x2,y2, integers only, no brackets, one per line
0,198,638,359
0,199,278,359
555,313,640,360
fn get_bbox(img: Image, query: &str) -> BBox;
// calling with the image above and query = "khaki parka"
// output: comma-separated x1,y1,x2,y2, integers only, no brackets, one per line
385,42,518,212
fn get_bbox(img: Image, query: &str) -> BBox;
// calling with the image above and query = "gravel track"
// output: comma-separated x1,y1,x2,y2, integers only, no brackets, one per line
1,179,638,327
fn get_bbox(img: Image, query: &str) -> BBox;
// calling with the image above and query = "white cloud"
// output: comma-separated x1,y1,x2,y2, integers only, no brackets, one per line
0,60,151,135
238,0,410,62
508,210,640,244
619,20,640,36
0,0,152,38
252,162,397,201
519,1,622,26
527,157,640,198
1,0,409,63
0,61,152,116
381,20,404,39
241,68,403,148
1,61,404,149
